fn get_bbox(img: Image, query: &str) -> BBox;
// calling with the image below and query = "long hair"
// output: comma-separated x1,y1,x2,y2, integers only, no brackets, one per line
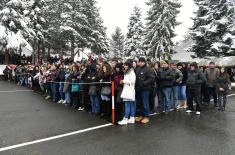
219,67,229,77
100,63,112,77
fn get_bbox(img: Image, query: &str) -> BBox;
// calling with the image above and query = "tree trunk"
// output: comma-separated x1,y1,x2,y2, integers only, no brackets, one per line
19,45,22,65
4,49,9,65
71,40,75,60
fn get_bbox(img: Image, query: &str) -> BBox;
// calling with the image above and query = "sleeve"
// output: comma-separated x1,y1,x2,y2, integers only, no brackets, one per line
176,69,183,83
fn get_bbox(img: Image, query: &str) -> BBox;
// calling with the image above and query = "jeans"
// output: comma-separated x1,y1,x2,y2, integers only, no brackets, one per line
178,85,187,101
171,86,178,109
65,92,71,104
136,91,150,117
90,96,100,113
124,101,136,118
52,82,58,102
59,82,65,100
159,88,172,112
218,94,227,108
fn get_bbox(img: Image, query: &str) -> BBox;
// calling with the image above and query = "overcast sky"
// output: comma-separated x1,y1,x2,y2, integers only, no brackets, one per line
96,0,197,42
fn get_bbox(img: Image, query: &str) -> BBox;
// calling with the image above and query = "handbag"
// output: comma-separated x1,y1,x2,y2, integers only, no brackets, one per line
89,86,97,96
71,84,79,92
101,86,111,96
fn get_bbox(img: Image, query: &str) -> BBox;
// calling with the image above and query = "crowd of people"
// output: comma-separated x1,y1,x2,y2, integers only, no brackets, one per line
2,57,233,125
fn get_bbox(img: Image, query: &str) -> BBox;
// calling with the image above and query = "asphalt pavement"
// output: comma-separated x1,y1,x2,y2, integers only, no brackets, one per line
0,81,235,155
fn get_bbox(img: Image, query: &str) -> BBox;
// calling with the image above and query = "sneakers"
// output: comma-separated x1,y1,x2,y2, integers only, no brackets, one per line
45,96,51,100
135,116,143,122
57,100,63,104
78,107,85,111
118,118,128,125
195,111,201,115
127,117,135,124
186,110,193,113
62,100,67,104
141,117,150,124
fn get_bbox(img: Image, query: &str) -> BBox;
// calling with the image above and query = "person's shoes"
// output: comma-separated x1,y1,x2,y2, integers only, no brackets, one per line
141,117,150,124
135,116,143,122
128,117,135,124
186,110,193,113
195,111,201,115
222,107,225,111
118,118,128,125
174,108,179,112
57,100,63,104
218,107,222,111
45,96,51,100
62,100,67,104
214,104,218,107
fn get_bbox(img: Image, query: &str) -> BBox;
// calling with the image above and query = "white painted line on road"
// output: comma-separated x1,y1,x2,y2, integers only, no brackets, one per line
0,123,112,152
0,90,33,93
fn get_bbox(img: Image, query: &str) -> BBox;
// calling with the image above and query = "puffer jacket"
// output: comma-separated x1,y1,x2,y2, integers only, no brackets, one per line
121,68,136,101
216,75,231,94
186,70,205,89
157,67,175,88
135,65,155,91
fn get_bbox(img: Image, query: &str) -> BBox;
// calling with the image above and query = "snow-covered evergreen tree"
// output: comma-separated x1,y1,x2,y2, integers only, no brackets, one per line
125,6,145,57
144,0,181,60
0,0,34,51
110,27,125,58
81,0,109,54
191,0,235,58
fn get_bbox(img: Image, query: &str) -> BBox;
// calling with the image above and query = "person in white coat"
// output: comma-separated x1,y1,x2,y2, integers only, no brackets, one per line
118,59,136,125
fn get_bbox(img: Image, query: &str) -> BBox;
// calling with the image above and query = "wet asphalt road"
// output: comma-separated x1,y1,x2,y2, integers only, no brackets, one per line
0,81,235,155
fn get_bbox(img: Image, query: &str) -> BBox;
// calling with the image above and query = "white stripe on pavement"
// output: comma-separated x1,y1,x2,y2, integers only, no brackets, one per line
0,123,112,152
0,90,33,93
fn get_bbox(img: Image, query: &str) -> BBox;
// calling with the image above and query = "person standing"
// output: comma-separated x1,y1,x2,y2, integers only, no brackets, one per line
186,62,205,115
135,58,155,124
118,59,136,125
157,61,175,114
204,62,220,107
216,67,231,111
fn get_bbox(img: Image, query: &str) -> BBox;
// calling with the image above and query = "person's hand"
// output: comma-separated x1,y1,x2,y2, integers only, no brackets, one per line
120,80,123,84
92,77,95,80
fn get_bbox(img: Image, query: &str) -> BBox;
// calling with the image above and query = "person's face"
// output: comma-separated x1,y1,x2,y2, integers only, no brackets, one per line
209,63,215,69
178,66,182,70
116,67,120,73
190,66,195,71
138,61,145,67
154,63,159,69
133,62,137,68
111,61,117,69
162,63,168,68
221,68,225,73
103,66,107,73
72,66,77,72
124,64,129,71
171,64,177,69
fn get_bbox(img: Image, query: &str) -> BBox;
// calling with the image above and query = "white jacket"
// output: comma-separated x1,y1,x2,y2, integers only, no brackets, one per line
121,68,136,101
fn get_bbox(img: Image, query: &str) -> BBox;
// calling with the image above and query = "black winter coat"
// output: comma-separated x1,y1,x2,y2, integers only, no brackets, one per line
216,75,231,95
186,70,205,90
157,67,175,88
135,65,155,91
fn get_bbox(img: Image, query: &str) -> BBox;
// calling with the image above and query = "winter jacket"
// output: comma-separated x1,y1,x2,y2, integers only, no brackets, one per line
135,65,155,91
157,67,175,88
205,68,220,87
172,68,183,86
216,75,231,95
179,68,188,86
186,70,205,90
121,68,136,101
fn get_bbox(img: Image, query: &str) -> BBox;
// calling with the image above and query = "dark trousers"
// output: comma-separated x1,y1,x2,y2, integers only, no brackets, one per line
71,92,79,108
218,93,227,108
187,88,201,111
206,87,217,105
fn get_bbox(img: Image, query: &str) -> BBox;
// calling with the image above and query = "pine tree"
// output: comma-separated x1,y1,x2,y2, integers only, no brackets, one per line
81,0,109,54
110,27,125,58
0,0,34,50
125,6,145,58
144,0,181,60
26,0,47,60
191,0,235,57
